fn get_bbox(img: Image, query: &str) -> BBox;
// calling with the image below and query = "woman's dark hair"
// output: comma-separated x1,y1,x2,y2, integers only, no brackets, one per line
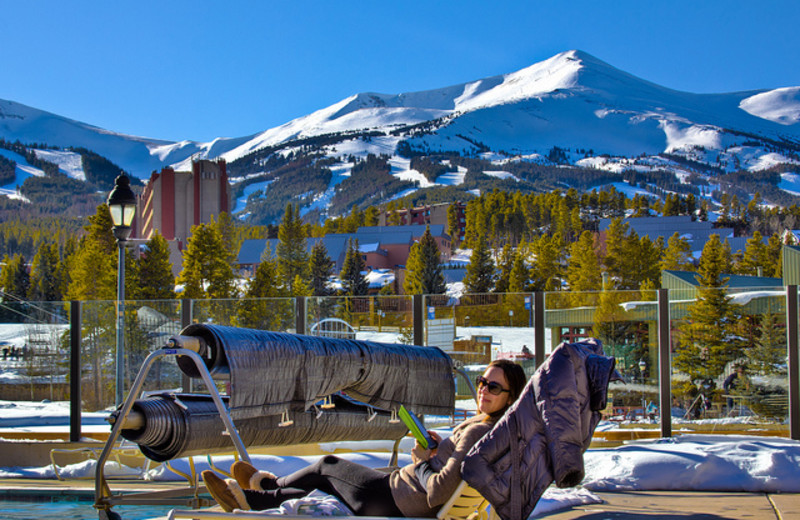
487,359,527,405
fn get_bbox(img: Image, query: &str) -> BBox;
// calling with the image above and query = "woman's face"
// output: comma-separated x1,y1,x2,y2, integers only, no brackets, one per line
477,365,513,415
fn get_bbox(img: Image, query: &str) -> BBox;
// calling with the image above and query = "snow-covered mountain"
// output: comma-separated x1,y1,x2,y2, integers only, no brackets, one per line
2,50,800,218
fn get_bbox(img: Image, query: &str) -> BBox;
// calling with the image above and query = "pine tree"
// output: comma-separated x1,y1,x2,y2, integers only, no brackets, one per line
65,204,117,408
292,274,311,297
363,206,380,227
340,239,369,296
766,233,782,277
463,234,495,294
530,233,563,291
57,236,77,300
592,288,638,358
28,243,61,301
675,234,744,389
602,217,630,288
136,232,175,300
661,232,693,271
566,231,602,293
0,253,30,299
341,205,362,233
748,312,786,374
736,231,768,276
176,222,235,299
493,243,514,294
213,212,240,270
447,204,460,249
403,226,446,295
67,204,117,301
123,246,140,301
508,247,529,293
627,235,662,289
463,200,486,248
238,247,288,330
308,241,334,297
277,203,308,293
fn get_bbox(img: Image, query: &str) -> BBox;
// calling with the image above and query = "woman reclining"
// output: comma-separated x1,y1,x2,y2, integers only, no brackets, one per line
202,359,526,517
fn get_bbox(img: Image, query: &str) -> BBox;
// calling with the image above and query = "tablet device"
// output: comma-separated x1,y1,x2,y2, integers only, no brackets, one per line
398,405,438,450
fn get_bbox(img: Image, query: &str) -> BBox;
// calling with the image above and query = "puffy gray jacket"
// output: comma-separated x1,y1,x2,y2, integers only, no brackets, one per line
462,339,617,520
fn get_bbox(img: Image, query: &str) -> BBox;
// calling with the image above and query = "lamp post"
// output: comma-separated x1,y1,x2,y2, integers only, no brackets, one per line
107,173,136,407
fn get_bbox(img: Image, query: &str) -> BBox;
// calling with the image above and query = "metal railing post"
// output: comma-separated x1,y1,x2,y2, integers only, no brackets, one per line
69,300,81,443
180,298,192,393
787,285,799,440
413,295,424,346
534,292,545,368
296,296,307,335
658,288,672,438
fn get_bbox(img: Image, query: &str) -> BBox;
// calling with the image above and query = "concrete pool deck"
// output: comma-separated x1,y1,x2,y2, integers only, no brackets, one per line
0,478,798,519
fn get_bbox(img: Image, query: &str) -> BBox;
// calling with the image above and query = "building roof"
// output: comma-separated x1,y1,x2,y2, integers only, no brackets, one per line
662,269,783,289
358,224,448,238
598,216,758,254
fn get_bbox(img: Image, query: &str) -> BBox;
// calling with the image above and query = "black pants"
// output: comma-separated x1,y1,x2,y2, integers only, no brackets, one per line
243,455,404,516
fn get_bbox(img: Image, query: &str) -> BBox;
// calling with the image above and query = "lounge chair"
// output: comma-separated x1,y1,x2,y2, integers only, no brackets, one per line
167,480,497,520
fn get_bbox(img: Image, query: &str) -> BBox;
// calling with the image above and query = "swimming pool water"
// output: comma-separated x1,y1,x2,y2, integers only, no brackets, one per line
0,498,174,520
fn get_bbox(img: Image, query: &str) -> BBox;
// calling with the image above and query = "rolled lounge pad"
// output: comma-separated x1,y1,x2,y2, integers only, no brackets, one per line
118,392,410,462
174,325,455,420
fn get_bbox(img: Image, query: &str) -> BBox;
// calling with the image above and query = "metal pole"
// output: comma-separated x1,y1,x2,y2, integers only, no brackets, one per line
413,294,424,346
658,288,672,438
296,296,307,335
534,292,545,368
180,298,193,393
787,285,799,440
115,240,125,407
69,300,81,443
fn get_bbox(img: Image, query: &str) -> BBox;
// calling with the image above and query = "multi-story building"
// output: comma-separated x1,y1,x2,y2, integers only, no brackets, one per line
136,159,230,247
379,202,466,244
135,159,230,275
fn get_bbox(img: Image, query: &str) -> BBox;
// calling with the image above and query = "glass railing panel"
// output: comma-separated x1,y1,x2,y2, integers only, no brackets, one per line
79,300,117,413
0,300,70,407
544,289,660,425
231,297,296,332
306,295,414,344
670,285,788,435
437,292,533,368
123,299,184,396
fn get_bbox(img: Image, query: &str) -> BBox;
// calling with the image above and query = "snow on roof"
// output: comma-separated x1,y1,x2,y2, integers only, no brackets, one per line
358,242,380,253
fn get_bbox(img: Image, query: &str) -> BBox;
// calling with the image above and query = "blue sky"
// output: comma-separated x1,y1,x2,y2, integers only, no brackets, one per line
2,1,799,142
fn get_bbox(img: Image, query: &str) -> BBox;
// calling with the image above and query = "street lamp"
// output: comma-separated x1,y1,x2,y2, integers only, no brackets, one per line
107,173,136,406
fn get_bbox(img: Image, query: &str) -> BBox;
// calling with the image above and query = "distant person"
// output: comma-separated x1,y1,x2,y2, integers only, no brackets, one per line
521,345,533,359
723,365,748,412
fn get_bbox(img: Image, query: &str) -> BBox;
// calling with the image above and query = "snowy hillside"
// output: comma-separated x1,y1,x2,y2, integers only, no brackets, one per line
2,51,799,178
2,50,800,222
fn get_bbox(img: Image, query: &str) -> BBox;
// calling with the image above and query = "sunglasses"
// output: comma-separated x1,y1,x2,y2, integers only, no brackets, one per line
475,376,509,396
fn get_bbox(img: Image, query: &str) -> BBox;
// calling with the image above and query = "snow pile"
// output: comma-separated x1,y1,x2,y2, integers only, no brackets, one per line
584,435,800,493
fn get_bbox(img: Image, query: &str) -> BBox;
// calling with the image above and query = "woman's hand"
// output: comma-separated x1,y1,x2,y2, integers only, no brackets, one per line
411,431,441,462
411,441,431,463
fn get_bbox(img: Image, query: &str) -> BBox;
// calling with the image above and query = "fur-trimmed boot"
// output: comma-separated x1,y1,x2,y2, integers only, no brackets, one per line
202,470,251,512
231,460,278,491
